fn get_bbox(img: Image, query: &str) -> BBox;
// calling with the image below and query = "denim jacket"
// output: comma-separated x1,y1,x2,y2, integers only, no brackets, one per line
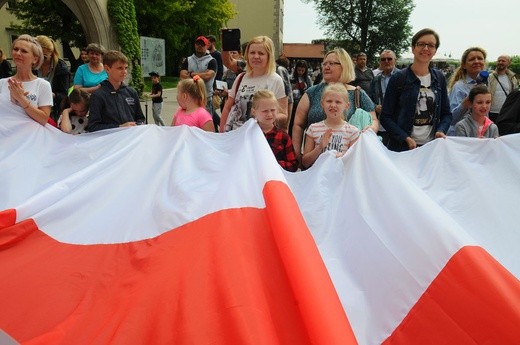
380,66,452,151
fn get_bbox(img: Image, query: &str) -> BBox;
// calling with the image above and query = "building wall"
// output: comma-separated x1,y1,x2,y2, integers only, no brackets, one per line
227,0,284,56
1,0,285,62
0,3,18,57
0,0,117,61
0,3,71,65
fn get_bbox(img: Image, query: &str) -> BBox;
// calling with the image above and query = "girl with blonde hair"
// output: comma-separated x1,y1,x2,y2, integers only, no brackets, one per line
302,83,360,168
172,75,215,132
251,89,298,172
292,47,377,162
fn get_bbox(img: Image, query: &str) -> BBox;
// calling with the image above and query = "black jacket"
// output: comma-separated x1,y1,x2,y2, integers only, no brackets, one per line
0,60,11,78
496,89,520,135
51,59,71,121
88,80,145,132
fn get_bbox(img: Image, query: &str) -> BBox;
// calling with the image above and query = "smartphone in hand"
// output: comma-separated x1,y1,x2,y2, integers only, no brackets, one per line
221,28,241,51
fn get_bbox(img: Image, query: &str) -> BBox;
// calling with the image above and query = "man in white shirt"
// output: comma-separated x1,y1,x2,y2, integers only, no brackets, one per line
488,55,519,122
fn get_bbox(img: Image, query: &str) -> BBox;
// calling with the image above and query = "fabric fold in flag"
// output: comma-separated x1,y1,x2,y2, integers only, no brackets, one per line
2,98,520,344
285,130,520,344
0,101,356,344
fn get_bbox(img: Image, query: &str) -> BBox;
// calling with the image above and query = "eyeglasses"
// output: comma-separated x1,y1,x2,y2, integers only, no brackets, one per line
322,61,341,67
416,42,436,50
380,57,393,62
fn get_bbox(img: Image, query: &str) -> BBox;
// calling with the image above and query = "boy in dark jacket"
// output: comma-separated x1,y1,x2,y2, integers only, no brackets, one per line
88,50,145,132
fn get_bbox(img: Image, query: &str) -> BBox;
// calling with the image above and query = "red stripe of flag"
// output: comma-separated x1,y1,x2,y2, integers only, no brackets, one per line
0,181,357,344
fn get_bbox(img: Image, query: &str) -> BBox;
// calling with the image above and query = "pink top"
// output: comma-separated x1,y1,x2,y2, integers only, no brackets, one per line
172,107,212,129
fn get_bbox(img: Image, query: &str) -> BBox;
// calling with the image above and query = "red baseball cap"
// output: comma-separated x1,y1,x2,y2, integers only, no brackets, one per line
195,36,209,46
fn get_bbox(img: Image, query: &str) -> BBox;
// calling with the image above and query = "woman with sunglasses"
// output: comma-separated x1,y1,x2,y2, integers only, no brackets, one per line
291,48,377,163
380,28,452,152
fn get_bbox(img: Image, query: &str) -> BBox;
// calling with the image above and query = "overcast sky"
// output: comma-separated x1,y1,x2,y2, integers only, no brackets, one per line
283,0,517,61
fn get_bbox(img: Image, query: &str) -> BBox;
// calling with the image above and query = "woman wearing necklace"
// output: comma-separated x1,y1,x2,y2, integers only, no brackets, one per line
73,43,108,94
35,35,70,122
0,34,52,125
380,28,452,152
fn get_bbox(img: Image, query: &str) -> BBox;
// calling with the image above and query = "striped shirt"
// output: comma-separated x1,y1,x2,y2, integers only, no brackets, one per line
306,120,360,154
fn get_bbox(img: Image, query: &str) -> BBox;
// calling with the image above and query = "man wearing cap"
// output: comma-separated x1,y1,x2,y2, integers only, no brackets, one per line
180,36,217,124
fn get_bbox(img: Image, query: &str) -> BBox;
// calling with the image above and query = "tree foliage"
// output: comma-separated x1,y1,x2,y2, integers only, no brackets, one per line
10,0,236,76
134,0,235,75
108,0,144,93
9,0,87,70
304,0,414,62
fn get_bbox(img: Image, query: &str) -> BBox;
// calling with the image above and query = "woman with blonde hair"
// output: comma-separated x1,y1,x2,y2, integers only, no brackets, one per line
292,48,377,161
0,34,52,125
447,47,487,134
219,35,287,132
36,35,70,121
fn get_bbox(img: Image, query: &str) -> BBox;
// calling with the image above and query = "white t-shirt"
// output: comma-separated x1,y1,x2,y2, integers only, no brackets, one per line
225,72,285,132
411,74,435,145
490,74,511,114
0,77,53,108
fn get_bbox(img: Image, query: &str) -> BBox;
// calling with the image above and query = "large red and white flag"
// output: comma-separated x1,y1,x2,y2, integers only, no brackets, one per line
0,102,355,344
285,129,520,344
1,98,520,344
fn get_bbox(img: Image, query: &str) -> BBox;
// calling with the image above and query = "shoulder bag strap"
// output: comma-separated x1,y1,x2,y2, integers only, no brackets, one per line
354,86,361,109
494,72,510,97
234,72,246,93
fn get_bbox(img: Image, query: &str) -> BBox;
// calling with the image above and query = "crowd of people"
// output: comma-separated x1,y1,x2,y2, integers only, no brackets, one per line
1,28,519,172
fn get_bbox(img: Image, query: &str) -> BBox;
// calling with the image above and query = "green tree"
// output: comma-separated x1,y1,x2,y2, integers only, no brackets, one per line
134,0,235,75
9,0,236,76
9,0,87,71
304,0,414,61
108,0,144,93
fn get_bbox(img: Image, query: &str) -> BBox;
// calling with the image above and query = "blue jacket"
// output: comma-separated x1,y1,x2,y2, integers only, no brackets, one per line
380,66,452,152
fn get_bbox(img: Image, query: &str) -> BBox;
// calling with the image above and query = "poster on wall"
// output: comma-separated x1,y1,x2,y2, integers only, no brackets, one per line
140,36,165,77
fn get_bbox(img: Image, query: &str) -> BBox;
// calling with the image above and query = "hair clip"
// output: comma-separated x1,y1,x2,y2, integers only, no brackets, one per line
193,75,200,82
